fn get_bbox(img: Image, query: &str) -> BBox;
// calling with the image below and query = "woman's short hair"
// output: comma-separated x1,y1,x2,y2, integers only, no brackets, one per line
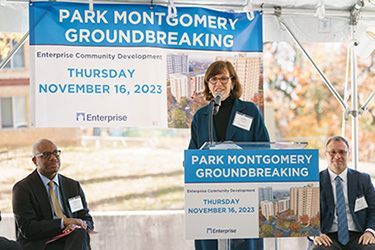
203,61,243,101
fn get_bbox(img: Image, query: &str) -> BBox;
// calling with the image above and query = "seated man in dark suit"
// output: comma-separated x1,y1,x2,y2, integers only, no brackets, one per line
0,237,22,250
12,138,94,250
0,211,22,250
312,136,375,250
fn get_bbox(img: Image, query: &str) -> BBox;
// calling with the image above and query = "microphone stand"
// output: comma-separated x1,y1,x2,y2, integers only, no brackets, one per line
208,100,220,146
208,100,215,146
208,97,229,250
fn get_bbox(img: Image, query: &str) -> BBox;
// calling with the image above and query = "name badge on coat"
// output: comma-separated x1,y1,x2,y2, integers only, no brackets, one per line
232,112,253,131
354,196,368,212
68,196,84,213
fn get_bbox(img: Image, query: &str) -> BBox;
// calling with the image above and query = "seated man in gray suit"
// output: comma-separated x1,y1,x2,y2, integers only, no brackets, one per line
312,136,375,250
12,139,94,250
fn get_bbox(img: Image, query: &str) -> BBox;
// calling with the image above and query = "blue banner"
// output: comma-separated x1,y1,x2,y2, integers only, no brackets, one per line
29,2,263,52
184,149,319,183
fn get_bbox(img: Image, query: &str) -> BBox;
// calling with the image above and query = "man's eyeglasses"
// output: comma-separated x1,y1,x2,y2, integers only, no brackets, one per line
208,76,232,85
34,150,61,159
326,150,347,157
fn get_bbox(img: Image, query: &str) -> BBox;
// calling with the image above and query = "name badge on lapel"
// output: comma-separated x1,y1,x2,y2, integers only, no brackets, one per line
354,196,368,212
68,196,84,213
232,112,253,131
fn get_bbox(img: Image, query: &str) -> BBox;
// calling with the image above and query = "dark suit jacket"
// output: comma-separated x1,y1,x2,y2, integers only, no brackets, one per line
0,236,22,250
189,98,270,149
320,168,375,234
12,170,94,250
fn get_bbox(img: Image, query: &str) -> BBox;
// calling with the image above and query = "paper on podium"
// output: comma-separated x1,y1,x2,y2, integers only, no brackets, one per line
203,141,242,150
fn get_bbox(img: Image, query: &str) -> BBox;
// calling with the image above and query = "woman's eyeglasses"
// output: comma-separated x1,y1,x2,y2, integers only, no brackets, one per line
208,76,232,85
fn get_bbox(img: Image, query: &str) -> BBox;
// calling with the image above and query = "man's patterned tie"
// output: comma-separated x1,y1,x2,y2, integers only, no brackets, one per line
336,176,349,245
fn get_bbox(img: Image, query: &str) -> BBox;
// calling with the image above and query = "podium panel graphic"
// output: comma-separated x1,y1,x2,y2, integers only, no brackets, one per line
184,142,320,240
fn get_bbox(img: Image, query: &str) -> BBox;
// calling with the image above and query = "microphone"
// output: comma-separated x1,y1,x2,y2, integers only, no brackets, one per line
208,92,222,144
212,92,222,115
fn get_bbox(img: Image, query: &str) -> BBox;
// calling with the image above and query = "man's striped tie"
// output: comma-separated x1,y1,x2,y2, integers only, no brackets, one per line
335,176,349,245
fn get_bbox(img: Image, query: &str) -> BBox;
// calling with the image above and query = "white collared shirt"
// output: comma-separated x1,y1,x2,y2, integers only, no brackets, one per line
37,171,66,218
327,168,359,233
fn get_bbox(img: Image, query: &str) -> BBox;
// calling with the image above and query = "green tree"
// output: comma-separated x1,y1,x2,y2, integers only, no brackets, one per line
260,224,273,237
170,108,187,128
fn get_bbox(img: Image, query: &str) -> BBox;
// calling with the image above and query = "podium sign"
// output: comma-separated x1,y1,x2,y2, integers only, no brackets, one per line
184,148,320,240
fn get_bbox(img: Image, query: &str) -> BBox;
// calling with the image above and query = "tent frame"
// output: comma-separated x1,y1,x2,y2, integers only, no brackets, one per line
274,4,375,169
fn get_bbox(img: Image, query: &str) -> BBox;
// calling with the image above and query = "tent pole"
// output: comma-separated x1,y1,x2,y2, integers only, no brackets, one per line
342,47,351,137
0,31,29,70
350,38,359,170
276,16,349,112
348,0,364,170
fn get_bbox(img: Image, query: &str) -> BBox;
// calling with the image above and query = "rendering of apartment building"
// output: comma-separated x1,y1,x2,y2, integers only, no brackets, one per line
290,185,319,218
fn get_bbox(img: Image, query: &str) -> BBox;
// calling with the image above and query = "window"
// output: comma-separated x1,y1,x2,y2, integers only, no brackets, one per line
1,97,13,128
0,96,27,128
2,40,25,69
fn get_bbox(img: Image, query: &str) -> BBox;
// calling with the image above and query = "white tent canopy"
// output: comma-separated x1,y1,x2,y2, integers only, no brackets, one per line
2,0,375,42
1,0,375,53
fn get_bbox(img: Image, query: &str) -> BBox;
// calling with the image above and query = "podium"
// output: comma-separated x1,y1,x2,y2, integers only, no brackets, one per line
184,141,319,250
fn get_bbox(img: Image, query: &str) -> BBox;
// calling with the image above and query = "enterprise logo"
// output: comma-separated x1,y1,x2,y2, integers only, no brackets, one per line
76,112,127,123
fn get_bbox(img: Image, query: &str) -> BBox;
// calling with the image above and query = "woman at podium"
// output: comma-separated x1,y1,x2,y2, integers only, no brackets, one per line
188,60,270,250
